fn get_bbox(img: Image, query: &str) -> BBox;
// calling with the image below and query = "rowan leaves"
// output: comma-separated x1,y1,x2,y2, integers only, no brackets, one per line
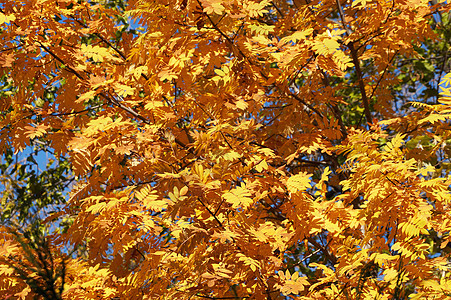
1,0,451,298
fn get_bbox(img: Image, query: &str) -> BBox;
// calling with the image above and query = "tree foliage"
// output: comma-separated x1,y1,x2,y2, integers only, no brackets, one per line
1,0,451,298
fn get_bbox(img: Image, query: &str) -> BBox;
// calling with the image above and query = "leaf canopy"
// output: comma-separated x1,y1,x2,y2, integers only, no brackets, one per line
1,0,451,299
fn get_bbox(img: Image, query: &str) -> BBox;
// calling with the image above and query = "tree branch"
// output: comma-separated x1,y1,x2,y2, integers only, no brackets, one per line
38,42,84,80
307,237,337,265
334,0,372,125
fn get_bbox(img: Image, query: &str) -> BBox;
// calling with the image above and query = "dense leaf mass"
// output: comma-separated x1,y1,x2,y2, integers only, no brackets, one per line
1,0,451,299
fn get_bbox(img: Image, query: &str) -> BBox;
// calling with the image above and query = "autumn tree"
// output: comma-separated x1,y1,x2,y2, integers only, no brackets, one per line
2,0,451,299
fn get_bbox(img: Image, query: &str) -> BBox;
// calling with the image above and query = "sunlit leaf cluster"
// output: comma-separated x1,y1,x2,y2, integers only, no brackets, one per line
1,0,451,299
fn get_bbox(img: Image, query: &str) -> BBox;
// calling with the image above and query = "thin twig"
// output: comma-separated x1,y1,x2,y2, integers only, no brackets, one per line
49,104,106,117
38,43,84,80
197,197,224,229
307,237,337,265
368,50,399,100
319,69,348,139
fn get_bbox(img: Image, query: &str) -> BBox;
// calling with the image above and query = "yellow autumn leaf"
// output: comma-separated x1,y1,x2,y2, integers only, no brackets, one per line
222,183,253,209
0,12,16,24
286,172,311,194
